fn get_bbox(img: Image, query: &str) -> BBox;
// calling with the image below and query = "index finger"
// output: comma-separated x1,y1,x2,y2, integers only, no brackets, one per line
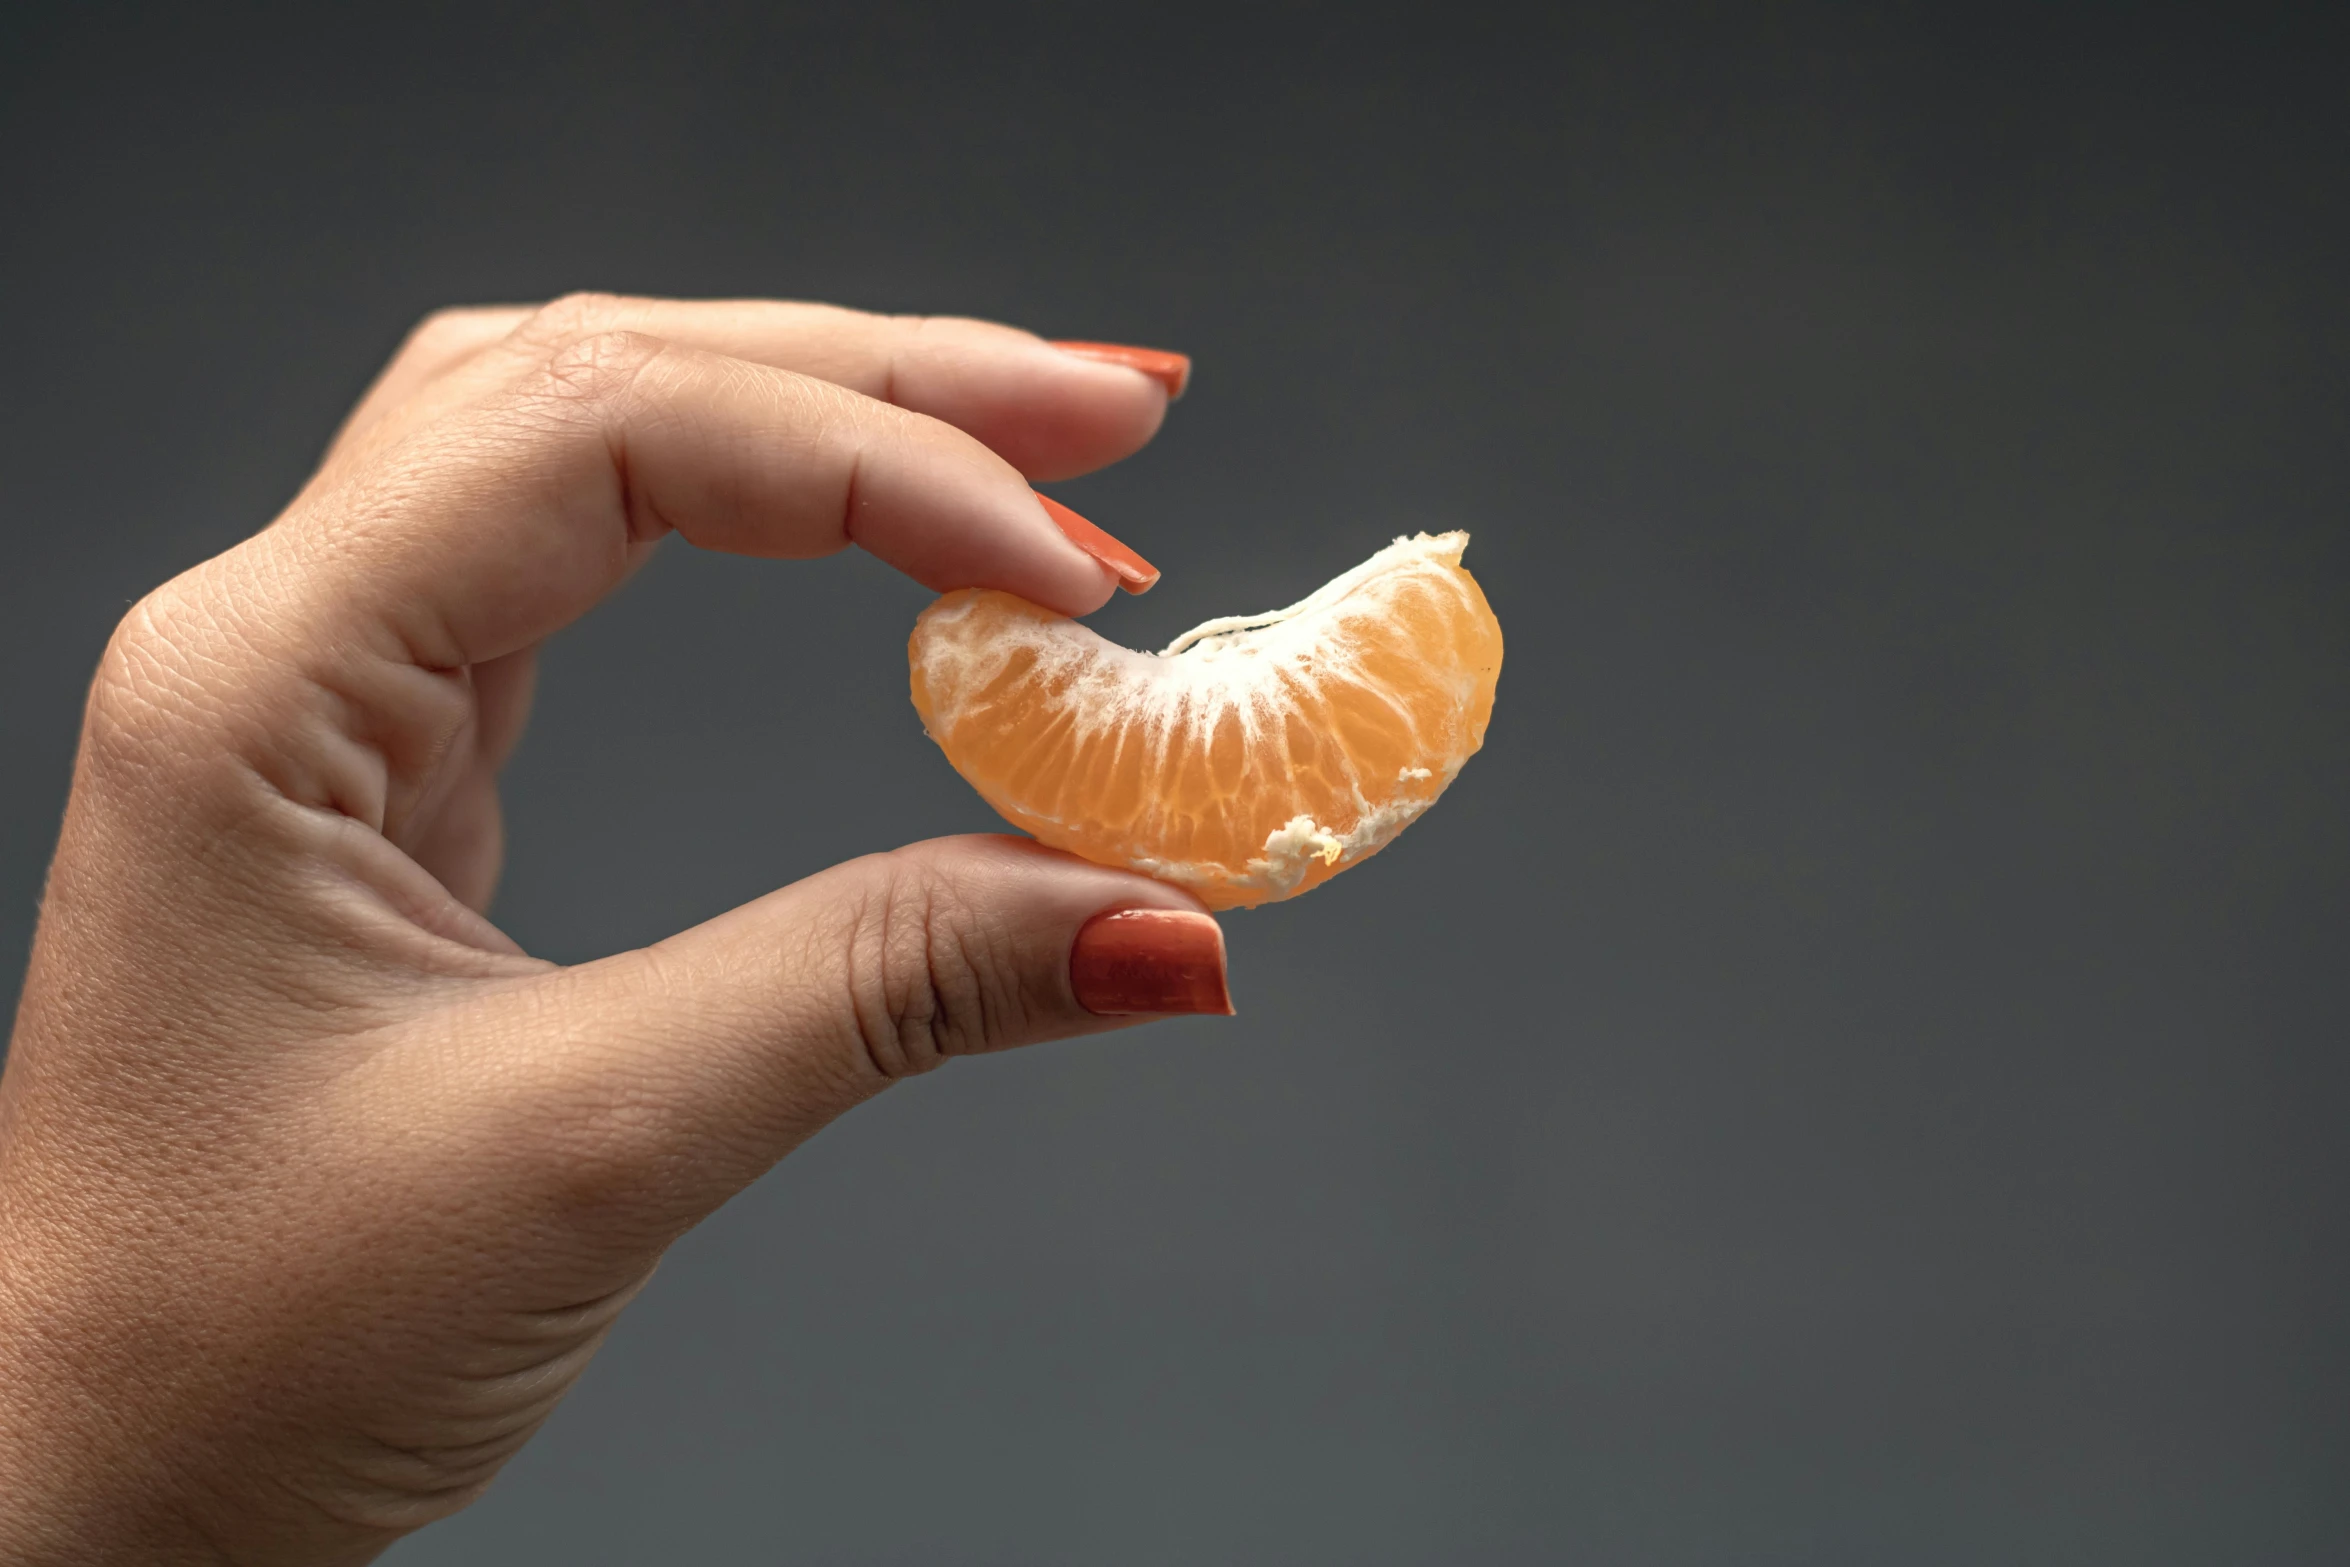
340,295,1186,484
267,327,1134,675
497,297,1183,483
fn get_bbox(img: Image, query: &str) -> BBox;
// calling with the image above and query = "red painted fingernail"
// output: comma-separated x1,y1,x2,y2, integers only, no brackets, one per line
1037,493,1160,594
1071,909,1233,1017
1049,340,1193,400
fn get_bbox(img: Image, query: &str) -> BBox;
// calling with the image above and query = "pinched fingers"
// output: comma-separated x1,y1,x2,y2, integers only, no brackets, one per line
92,309,1131,873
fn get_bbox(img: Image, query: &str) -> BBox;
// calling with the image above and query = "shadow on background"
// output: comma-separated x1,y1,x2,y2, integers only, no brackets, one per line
2,3,2345,1562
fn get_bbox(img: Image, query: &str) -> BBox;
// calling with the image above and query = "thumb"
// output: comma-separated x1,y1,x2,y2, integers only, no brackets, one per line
453,835,1230,1235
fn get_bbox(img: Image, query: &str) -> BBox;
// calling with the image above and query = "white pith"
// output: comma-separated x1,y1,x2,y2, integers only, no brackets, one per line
1154,531,1470,656
914,532,1487,900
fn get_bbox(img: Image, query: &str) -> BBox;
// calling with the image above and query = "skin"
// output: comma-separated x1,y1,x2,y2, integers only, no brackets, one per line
0,294,1214,1565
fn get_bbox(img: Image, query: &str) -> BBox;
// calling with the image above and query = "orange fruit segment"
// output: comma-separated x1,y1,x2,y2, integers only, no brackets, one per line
908,532,1503,910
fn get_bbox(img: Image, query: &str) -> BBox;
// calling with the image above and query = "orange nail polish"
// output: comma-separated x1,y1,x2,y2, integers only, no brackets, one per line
1071,909,1233,1016
1038,493,1160,594
1049,340,1193,400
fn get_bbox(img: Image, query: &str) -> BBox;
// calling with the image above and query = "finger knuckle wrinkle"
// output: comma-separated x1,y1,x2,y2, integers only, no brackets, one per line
850,859,1016,1079
537,328,664,405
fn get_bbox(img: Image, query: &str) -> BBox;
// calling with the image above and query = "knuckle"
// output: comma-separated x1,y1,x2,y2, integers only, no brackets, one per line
847,854,1024,1080
84,579,238,767
534,327,666,407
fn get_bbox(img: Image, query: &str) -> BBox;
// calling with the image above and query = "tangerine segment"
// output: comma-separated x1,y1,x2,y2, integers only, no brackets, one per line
908,532,1503,910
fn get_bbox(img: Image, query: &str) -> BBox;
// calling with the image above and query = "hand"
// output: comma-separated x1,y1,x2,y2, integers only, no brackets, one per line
0,295,1231,1565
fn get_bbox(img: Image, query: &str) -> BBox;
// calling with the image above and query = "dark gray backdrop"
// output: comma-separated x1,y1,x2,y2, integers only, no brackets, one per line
3,4,2346,1562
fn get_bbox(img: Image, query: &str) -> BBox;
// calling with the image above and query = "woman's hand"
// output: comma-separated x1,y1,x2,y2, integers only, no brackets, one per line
0,295,1229,1566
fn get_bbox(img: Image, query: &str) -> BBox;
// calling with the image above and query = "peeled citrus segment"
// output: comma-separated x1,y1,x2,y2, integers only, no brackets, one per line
908,531,1503,910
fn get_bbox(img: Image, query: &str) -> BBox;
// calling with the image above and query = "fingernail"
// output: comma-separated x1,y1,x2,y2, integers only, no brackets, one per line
1049,340,1193,400
1037,493,1161,594
1071,909,1234,1017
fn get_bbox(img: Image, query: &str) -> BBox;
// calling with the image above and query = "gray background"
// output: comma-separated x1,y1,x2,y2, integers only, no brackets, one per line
4,3,2346,1562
